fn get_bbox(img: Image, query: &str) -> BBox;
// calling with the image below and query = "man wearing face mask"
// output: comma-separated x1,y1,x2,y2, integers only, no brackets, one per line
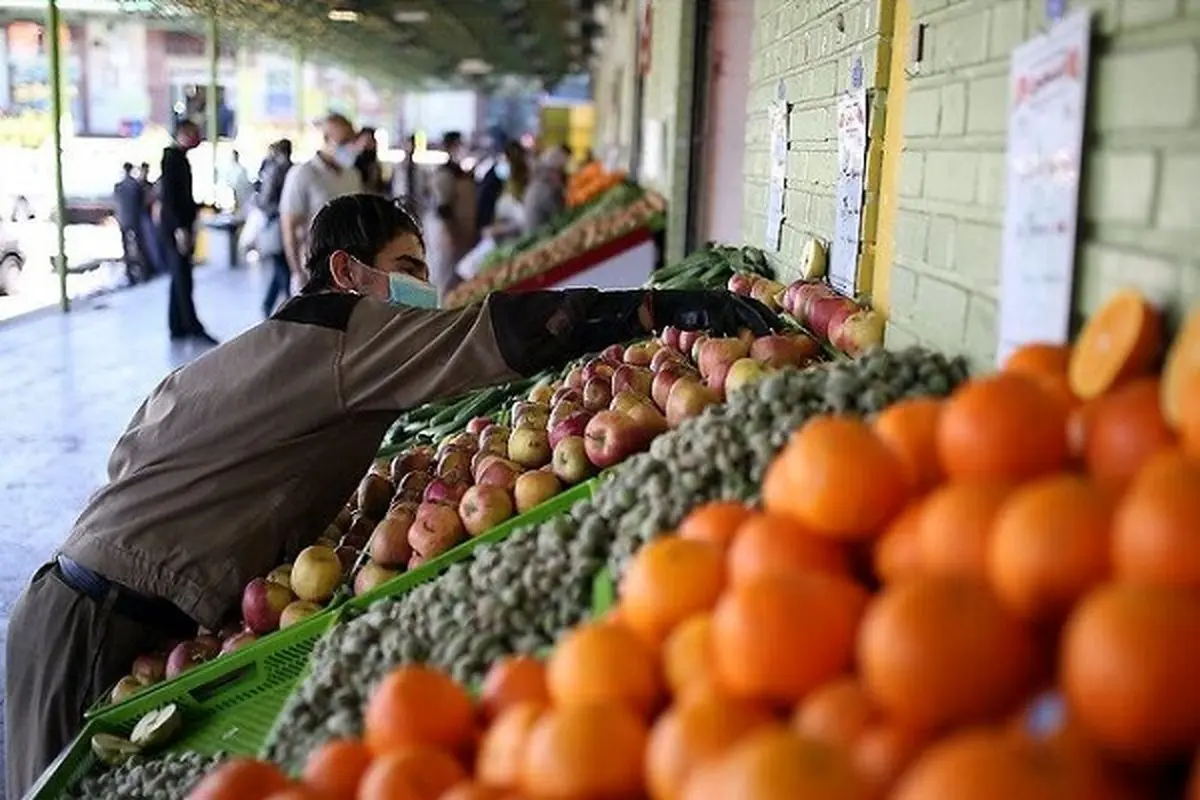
4,193,782,798
279,112,364,292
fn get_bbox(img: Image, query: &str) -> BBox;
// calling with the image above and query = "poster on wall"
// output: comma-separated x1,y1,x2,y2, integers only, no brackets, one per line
830,80,867,296
764,80,788,251
995,9,1091,367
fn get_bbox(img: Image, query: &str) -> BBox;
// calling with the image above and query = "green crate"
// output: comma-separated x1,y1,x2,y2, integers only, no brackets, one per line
27,610,336,800
346,478,598,612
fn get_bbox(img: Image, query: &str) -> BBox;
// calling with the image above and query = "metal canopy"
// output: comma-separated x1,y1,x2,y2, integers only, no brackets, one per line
117,0,605,88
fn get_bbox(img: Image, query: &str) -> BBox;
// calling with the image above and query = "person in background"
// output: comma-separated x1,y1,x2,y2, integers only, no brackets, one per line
424,131,477,301
224,149,254,214
354,127,387,195
393,133,421,215
137,162,163,279
485,141,531,243
114,162,149,285
158,119,217,345
474,128,507,238
279,112,364,292
523,146,569,233
256,138,294,317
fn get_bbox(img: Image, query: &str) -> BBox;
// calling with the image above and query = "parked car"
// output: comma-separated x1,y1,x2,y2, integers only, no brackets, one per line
0,223,25,295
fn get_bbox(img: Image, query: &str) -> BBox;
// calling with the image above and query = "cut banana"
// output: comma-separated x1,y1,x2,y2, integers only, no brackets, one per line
90,733,140,766
800,238,828,279
130,703,183,749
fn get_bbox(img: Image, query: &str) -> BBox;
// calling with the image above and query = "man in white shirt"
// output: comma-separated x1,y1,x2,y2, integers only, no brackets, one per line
279,113,364,289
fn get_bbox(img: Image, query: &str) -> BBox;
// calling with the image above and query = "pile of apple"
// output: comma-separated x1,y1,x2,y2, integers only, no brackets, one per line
728,272,886,358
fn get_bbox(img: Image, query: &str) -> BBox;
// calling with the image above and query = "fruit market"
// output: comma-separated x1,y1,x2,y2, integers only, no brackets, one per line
2,0,1200,799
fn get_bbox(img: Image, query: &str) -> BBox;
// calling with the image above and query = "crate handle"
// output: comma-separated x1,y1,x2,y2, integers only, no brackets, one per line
188,661,258,704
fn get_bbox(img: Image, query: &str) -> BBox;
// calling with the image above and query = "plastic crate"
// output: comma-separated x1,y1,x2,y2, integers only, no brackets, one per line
27,610,336,800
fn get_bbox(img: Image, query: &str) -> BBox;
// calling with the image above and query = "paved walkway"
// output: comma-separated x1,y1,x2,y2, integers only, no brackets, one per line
0,264,266,796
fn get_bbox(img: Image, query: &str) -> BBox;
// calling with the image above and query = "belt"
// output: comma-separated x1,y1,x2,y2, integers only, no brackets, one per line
55,555,194,633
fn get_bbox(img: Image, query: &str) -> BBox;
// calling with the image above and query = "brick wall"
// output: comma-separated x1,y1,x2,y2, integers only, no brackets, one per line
741,0,894,287
591,0,641,170
883,0,1200,365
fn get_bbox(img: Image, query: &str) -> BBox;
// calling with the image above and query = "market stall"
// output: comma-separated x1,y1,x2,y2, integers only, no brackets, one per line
30,255,1200,798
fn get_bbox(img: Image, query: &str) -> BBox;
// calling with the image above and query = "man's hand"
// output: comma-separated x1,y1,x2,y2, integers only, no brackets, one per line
173,228,192,256
649,290,782,338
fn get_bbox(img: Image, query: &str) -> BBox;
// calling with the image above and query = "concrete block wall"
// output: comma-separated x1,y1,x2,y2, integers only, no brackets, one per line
742,0,895,286
591,0,641,170
885,0,1200,365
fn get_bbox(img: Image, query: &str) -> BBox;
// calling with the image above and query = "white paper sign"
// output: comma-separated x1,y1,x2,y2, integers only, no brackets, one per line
641,119,665,183
764,82,789,251
996,9,1091,366
831,86,867,296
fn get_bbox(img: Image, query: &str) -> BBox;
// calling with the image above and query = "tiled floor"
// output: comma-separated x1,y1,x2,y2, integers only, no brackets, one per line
0,264,266,797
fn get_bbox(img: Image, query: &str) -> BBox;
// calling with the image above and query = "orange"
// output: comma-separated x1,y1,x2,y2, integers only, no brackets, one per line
262,790,322,800
852,722,930,795
620,536,726,645
476,701,545,790
763,415,909,539
937,374,1069,483
301,738,374,800
1190,750,1200,800
1112,450,1200,587
1004,342,1072,378
186,759,292,800
872,397,945,494
662,613,717,699
918,482,1012,581
791,676,879,749
1061,582,1200,763
364,665,476,756
546,620,663,716
357,746,466,800
1162,308,1200,427
520,703,647,799
436,784,509,800
677,501,754,550
873,500,925,584
892,728,1117,800
1179,371,1200,457
479,655,549,721
727,512,849,586
681,727,872,800
711,572,866,706
1068,288,1163,401
645,691,774,800
1083,377,1176,489
858,577,1037,731
989,474,1113,622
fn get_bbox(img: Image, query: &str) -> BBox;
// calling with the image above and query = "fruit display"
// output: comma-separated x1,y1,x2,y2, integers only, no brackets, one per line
258,346,967,772
644,244,777,292
445,184,667,308
567,163,628,208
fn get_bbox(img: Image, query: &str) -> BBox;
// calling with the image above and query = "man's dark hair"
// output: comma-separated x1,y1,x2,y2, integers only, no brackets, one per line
323,112,353,131
122,162,133,174
443,131,463,149
139,162,150,171
302,194,425,294
275,138,293,160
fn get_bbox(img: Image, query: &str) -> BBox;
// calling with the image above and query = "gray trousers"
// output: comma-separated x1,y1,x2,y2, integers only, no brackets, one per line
4,565,166,799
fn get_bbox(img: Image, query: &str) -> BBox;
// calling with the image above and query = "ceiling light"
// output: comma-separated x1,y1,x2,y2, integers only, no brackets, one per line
457,58,493,75
393,9,430,24
328,9,359,22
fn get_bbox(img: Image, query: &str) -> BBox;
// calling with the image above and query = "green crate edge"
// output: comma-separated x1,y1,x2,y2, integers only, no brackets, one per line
27,609,337,800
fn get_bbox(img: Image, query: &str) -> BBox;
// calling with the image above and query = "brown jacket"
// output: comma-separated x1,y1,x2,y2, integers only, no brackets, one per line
59,289,652,629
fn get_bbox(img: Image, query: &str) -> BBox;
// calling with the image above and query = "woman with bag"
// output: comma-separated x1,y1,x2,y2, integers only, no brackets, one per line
256,139,294,317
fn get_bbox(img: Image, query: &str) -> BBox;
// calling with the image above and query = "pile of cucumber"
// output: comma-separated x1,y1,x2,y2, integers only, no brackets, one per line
646,244,775,291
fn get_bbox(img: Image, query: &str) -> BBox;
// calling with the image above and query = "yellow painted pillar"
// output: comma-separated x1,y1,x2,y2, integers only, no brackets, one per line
872,0,911,316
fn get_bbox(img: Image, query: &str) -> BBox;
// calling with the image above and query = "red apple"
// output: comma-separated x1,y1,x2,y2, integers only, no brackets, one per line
552,436,596,485
690,334,712,364
565,366,585,390
437,432,477,458
508,427,552,468
626,398,669,436
780,280,810,316
677,329,703,358
665,379,721,428
165,640,216,679
584,410,650,468
435,449,472,485
809,295,860,341
131,654,167,685
648,348,684,374
612,364,654,396
220,631,258,655
660,325,682,351
354,562,399,596
727,272,758,295
549,409,593,449
610,389,648,417
651,364,697,411
622,340,661,366
697,337,751,380
393,470,432,504
459,485,515,536
583,377,614,412
550,387,583,407
389,446,433,484
476,457,523,491
423,478,469,506
466,416,492,438
581,359,616,384
600,344,626,365
794,283,841,327
829,309,886,357
548,399,584,429
514,469,561,513
724,358,771,395
749,334,821,368
408,502,466,559
371,509,416,568
356,474,393,522
480,423,511,442
242,578,294,634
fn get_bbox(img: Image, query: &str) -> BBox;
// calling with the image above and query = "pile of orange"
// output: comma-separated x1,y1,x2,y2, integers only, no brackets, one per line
566,165,627,208
189,290,1200,799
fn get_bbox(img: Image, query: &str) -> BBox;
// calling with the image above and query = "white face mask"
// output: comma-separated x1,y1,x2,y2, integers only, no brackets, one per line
495,160,512,181
333,143,358,169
